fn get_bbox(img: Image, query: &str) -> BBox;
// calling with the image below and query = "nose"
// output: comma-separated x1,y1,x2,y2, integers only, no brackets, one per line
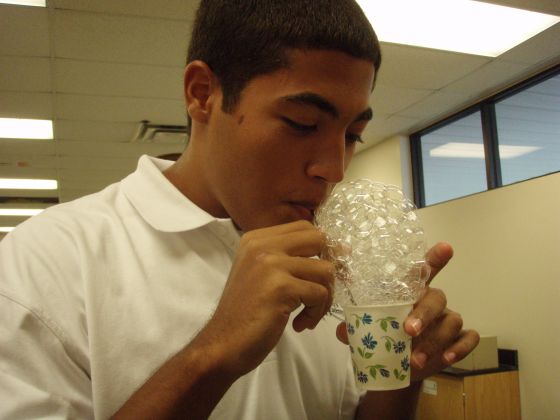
305,134,347,183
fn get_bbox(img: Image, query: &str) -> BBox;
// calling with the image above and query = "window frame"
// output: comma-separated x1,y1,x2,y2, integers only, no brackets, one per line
410,63,560,208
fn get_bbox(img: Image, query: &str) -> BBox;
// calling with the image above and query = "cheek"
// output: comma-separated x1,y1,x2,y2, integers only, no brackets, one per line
344,146,356,169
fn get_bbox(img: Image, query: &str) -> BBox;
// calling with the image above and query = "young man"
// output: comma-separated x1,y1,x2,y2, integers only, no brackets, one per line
0,1,479,419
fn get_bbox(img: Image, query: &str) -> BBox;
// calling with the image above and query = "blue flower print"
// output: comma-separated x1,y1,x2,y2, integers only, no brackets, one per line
401,356,410,372
347,323,355,335
393,341,406,353
380,368,390,378
357,371,368,383
361,333,378,350
362,313,373,325
390,320,400,329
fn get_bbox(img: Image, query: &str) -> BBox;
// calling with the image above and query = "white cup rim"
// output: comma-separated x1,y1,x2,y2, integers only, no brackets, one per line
342,302,413,311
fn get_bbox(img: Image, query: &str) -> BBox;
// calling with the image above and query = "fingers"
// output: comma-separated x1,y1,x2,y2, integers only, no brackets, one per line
404,287,447,337
292,279,332,331
410,309,463,370
425,242,453,284
441,329,480,365
243,222,333,332
251,253,334,332
241,221,326,258
244,219,315,238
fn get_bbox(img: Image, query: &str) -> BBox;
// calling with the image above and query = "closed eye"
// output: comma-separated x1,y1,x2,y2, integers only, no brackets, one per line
281,117,317,133
346,133,363,144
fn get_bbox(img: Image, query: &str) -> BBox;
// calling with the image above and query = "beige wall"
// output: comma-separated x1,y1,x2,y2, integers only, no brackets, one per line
345,135,413,199
349,140,559,420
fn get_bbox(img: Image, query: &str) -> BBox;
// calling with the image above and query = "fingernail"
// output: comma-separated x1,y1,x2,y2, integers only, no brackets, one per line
444,352,456,364
413,352,427,369
409,318,422,335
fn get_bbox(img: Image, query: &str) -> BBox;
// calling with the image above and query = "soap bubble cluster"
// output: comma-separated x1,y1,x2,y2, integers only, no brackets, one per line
315,179,429,306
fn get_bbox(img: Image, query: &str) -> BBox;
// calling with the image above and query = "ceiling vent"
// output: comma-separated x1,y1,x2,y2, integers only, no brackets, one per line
132,120,188,144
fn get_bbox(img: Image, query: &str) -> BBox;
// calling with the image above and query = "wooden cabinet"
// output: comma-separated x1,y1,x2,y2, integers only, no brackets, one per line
417,370,521,420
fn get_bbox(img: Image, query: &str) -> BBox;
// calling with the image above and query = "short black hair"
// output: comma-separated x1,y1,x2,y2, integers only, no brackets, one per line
186,0,381,132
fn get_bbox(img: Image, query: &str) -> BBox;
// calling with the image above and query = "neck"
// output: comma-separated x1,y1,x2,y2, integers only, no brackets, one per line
163,143,229,219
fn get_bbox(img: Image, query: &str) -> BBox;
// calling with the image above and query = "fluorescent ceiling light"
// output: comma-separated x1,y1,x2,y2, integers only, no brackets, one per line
0,118,53,140
0,178,58,189
430,142,541,159
357,0,560,57
0,208,44,216
0,0,46,6
0,227,15,233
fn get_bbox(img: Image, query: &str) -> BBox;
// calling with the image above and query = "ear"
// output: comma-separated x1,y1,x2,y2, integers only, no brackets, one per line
184,60,219,125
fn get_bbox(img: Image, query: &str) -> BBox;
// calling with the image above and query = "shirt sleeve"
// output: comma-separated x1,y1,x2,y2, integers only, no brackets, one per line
0,221,93,419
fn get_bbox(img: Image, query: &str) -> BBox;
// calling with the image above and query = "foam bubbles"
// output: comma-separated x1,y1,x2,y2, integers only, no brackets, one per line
315,179,429,306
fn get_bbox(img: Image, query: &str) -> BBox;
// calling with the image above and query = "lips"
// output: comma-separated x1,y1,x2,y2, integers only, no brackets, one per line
289,201,319,222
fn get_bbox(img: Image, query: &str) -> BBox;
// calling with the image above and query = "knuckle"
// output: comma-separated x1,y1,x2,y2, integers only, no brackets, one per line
256,252,277,266
319,259,336,277
431,287,447,308
469,329,481,346
240,234,258,252
314,283,330,301
240,230,257,245
295,219,314,230
448,311,463,332
311,229,327,246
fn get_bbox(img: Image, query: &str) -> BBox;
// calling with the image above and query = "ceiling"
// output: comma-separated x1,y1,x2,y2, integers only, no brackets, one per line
0,0,559,232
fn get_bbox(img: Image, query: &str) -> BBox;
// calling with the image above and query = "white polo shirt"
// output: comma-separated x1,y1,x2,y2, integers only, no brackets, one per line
0,155,360,419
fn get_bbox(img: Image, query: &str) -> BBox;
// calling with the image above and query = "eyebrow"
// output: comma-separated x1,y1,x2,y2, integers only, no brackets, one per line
281,92,373,123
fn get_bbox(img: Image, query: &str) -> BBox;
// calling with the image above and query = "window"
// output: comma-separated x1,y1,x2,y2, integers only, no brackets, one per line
495,74,560,186
411,64,560,207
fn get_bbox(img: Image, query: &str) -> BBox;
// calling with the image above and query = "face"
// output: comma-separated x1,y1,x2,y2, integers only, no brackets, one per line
192,49,375,231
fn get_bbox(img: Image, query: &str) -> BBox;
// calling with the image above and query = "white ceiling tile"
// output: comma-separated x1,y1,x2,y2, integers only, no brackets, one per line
56,140,184,160
396,91,474,123
0,5,50,57
52,0,199,21
370,84,433,115
58,156,138,171
54,59,184,99
0,165,57,179
53,10,190,66
443,60,535,97
376,43,491,90
54,94,186,124
57,167,133,196
357,114,420,150
58,179,118,193
59,187,108,202
0,154,57,171
499,23,560,64
0,139,56,157
480,0,560,15
0,91,53,118
58,167,131,181
0,216,39,227
54,120,138,142
0,56,51,92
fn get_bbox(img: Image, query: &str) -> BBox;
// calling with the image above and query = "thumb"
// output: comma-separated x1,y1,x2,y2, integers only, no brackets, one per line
336,322,349,344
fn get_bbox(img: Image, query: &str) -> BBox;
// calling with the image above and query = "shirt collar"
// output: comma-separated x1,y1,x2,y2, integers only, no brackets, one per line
122,155,230,233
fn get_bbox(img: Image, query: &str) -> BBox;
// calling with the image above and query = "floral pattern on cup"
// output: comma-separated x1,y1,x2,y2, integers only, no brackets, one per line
351,313,373,328
344,304,413,389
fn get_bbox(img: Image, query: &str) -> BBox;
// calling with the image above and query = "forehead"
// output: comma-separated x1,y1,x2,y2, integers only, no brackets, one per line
238,49,376,116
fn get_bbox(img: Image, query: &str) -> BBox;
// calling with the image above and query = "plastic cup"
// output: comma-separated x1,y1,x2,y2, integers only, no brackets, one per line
343,303,413,391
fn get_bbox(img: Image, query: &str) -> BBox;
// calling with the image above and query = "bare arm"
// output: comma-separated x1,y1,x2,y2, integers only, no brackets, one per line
111,332,236,420
112,221,334,419
355,383,421,420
